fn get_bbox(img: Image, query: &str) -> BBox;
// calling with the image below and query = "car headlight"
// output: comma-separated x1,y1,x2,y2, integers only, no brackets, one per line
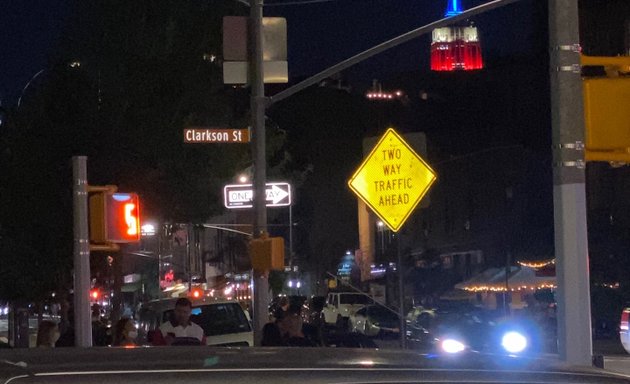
441,338,466,354
501,331,528,354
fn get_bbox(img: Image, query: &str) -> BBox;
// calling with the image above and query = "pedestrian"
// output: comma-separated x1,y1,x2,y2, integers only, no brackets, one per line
274,296,289,322
92,304,109,346
36,320,60,348
55,298,75,347
261,322,285,346
113,318,138,347
153,298,206,346
278,303,310,346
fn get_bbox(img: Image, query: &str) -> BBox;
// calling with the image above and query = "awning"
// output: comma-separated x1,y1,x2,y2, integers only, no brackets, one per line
455,266,556,292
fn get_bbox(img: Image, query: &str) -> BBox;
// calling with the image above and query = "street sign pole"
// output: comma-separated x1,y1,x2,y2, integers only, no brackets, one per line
348,128,436,351
397,235,405,349
72,156,92,347
250,0,268,347
549,0,592,366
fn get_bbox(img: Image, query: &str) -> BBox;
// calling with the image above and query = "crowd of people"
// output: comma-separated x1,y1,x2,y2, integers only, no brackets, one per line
261,297,325,347
34,297,210,348
32,296,329,348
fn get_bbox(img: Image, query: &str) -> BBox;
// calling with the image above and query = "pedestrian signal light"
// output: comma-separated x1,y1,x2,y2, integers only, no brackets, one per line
107,193,140,242
90,192,141,243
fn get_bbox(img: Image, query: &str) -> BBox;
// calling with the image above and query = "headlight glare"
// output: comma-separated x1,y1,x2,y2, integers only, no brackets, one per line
501,331,528,354
441,338,466,354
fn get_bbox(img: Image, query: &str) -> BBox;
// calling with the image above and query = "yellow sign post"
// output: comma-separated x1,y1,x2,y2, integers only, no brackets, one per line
348,128,436,232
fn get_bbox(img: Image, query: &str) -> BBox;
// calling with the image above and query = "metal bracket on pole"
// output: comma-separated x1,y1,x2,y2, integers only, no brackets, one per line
555,160,586,169
557,64,581,73
555,44,582,53
554,141,585,151
87,185,118,193
89,243,121,252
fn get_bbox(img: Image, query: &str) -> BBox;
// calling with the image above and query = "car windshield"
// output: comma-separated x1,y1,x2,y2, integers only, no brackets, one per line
163,303,251,336
1,0,618,375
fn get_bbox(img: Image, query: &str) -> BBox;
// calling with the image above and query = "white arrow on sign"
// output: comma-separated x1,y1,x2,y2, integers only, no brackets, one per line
224,182,291,209
266,184,290,205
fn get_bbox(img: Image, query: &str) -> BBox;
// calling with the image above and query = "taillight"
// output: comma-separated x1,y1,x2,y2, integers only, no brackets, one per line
620,309,629,331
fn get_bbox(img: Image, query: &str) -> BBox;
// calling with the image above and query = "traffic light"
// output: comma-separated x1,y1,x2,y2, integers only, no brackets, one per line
89,191,141,244
90,288,100,301
250,234,284,272
581,55,630,163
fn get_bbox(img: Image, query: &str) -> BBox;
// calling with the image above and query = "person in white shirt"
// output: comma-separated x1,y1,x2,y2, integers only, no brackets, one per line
155,298,206,345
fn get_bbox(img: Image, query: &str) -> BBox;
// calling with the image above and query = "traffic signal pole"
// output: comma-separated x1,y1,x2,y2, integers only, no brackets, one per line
72,156,92,347
549,0,593,366
250,0,269,346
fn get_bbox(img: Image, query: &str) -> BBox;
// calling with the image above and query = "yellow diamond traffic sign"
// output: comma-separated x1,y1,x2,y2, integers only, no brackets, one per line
348,128,436,232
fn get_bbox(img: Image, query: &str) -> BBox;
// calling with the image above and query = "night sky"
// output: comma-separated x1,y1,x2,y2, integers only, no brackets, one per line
1,1,70,106
2,0,630,303
1,0,542,107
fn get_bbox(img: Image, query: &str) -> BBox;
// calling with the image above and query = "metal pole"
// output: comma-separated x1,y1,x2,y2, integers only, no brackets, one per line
158,225,163,296
397,235,405,349
504,252,511,316
72,156,92,347
549,0,592,366
186,224,192,292
250,0,269,346
289,201,293,267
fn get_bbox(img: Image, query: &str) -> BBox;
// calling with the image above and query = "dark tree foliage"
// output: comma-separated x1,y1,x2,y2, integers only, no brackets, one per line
0,0,285,301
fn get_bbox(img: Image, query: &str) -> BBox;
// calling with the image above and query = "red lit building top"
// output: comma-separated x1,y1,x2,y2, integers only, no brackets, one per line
430,0,483,71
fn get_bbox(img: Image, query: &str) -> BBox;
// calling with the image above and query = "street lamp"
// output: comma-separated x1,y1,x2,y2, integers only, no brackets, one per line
141,223,156,237
17,62,83,112
17,69,47,111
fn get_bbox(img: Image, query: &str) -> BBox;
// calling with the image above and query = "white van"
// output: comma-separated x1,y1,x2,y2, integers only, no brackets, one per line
138,297,253,347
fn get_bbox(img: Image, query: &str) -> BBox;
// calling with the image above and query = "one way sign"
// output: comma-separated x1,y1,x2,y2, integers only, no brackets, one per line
224,182,291,209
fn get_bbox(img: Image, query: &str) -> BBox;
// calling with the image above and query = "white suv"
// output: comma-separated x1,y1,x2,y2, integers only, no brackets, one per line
322,292,373,326
138,297,253,347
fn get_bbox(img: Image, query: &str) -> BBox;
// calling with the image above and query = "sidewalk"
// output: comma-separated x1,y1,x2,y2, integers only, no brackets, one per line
594,338,626,356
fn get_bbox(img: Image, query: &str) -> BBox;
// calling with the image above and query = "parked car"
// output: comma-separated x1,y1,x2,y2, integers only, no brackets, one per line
349,305,400,337
322,292,374,326
138,297,253,347
620,307,630,353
